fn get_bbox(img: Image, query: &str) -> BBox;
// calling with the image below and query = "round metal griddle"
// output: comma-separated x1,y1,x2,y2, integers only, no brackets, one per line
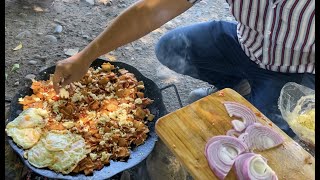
6,59,181,180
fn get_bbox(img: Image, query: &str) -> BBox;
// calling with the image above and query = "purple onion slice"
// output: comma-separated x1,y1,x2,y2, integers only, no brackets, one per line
234,153,278,180
223,101,258,128
240,123,284,151
205,136,248,179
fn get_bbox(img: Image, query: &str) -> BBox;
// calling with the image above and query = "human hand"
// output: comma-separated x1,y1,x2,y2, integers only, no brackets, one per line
53,54,91,93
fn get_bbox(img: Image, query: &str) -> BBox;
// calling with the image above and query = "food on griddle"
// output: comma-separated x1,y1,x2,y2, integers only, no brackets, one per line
26,140,55,168
6,108,48,149
26,130,89,174
6,108,48,128
6,127,42,149
45,131,89,174
6,62,154,175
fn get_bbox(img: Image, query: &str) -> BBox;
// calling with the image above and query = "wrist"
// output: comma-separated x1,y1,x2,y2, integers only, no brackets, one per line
74,50,95,66
76,41,104,65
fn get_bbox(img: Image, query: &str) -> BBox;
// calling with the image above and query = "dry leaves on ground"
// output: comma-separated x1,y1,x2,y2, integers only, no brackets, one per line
12,43,22,51
33,6,44,12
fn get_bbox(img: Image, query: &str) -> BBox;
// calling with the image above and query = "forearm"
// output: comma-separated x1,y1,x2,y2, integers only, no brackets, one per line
76,0,192,64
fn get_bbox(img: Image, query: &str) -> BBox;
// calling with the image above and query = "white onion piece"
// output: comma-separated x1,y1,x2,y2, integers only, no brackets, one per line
205,136,248,179
234,153,278,180
226,129,241,137
223,101,257,127
240,123,284,151
231,120,246,132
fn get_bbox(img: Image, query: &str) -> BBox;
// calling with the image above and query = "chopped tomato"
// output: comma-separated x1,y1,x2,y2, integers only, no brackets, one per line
79,113,86,118
52,95,60,101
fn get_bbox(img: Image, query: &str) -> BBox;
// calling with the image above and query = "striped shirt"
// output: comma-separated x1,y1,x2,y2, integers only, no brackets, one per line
188,0,315,74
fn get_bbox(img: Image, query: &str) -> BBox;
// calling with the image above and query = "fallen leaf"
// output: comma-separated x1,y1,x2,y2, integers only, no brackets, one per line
11,64,20,72
12,43,22,51
98,0,110,5
104,54,117,61
33,6,44,12
5,73,8,80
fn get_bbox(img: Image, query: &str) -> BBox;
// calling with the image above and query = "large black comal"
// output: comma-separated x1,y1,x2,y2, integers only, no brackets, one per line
7,59,169,180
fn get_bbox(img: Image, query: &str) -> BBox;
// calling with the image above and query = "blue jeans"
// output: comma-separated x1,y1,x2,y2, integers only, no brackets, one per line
155,21,315,137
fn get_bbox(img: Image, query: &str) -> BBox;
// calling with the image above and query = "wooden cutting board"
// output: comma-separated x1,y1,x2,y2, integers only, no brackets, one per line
155,88,315,180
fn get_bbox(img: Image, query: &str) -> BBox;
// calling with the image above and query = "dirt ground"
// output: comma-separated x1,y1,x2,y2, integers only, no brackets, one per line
5,0,235,179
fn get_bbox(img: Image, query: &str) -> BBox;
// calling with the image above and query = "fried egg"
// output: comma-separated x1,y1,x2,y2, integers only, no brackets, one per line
5,108,48,149
42,131,72,151
48,133,90,174
21,130,90,174
6,127,42,149
26,140,54,168
6,108,48,129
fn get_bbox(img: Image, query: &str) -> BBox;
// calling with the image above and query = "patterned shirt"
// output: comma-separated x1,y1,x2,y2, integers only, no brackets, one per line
187,0,315,74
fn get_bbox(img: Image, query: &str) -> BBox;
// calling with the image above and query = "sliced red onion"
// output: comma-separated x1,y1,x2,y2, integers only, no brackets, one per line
223,101,257,127
234,153,278,180
238,133,248,143
240,123,284,151
231,119,246,132
226,129,242,137
205,136,248,179
205,136,230,152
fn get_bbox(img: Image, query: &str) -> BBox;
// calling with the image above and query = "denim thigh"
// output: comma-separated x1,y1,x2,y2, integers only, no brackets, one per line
155,20,250,89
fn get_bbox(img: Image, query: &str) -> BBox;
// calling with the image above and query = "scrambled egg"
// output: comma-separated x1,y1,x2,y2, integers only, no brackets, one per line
288,108,315,145
59,88,70,99
62,121,75,129
296,109,315,130
5,108,48,149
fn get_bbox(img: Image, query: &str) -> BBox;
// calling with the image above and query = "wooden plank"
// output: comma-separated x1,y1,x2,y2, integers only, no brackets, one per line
155,88,315,180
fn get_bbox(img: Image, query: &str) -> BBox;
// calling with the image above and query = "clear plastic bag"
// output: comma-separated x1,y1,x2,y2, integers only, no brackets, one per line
278,82,315,146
